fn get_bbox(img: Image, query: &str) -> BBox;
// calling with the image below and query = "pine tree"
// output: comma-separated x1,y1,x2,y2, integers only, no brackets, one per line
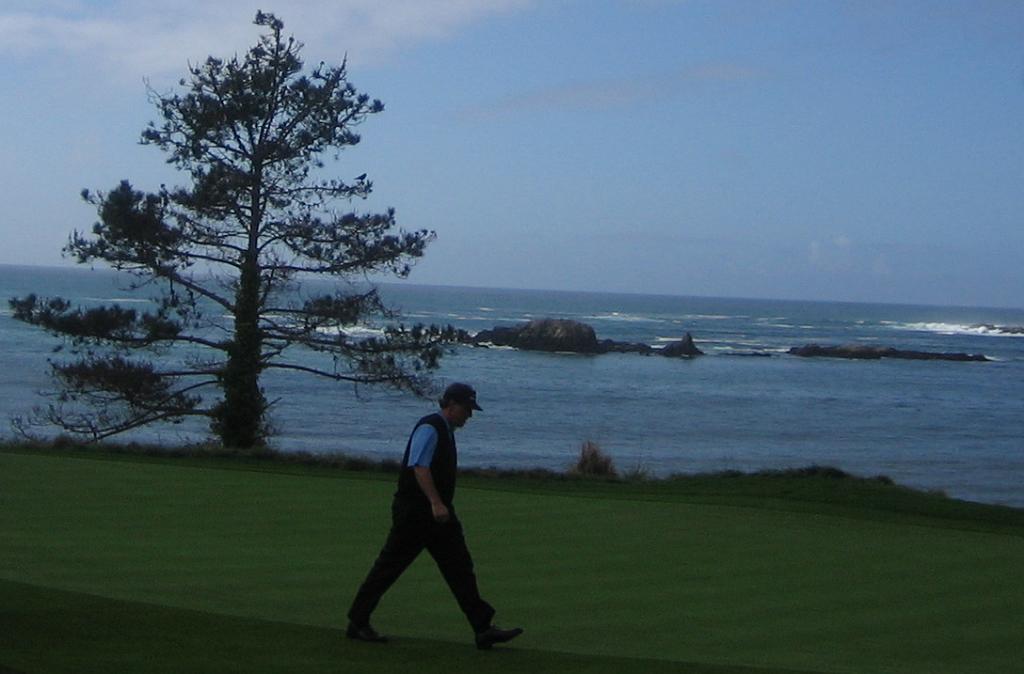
11,12,459,447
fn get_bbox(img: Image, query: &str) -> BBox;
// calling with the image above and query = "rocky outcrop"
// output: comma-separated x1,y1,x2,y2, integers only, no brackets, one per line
473,318,601,353
660,332,704,358
788,344,989,362
470,319,703,357
597,339,653,355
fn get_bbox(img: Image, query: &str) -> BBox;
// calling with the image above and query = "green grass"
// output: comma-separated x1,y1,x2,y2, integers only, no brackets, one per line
2,446,1023,673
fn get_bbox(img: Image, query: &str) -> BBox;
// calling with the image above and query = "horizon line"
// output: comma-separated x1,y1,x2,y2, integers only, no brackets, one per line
1,261,1021,313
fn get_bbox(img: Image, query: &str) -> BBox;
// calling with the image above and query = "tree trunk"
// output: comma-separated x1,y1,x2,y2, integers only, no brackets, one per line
214,257,267,448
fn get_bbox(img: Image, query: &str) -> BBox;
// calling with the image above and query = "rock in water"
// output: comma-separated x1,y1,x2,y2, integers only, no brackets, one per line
660,332,704,357
515,318,600,352
788,344,988,362
474,318,600,353
472,319,699,356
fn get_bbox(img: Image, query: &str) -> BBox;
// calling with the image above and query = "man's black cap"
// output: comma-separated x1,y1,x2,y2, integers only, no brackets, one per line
441,382,482,411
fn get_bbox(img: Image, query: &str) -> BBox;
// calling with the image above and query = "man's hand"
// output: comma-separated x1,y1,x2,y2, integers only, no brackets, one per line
431,501,451,523
413,466,451,523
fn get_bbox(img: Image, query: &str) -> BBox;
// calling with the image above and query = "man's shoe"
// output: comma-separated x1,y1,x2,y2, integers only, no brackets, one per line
346,622,389,643
475,625,523,650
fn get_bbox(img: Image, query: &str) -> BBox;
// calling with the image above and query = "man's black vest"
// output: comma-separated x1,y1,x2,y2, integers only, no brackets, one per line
395,413,457,508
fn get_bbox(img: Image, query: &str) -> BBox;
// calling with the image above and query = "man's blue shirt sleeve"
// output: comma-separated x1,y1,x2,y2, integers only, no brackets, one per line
407,424,438,467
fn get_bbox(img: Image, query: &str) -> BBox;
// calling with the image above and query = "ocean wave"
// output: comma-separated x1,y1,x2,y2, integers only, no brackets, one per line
315,325,388,339
406,309,522,323
893,322,1024,337
681,314,742,321
971,324,1024,336
652,335,729,344
468,316,530,324
583,312,662,323
82,296,154,304
751,320,819,330
728,339,779,348
585,311,748,324
473,342,517,350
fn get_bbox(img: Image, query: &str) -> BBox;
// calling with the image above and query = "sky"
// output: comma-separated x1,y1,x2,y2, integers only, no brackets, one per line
1,0,1022,308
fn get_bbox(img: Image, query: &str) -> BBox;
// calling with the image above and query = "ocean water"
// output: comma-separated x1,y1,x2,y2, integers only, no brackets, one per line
2,264,1023,507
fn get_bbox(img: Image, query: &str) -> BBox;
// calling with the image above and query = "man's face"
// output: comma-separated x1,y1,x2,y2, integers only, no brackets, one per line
449,402,474,428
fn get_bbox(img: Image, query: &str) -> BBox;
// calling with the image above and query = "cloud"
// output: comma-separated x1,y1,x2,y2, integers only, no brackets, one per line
807,237,924,279
808,236,857,274
0,0,531,82
464,62,761,118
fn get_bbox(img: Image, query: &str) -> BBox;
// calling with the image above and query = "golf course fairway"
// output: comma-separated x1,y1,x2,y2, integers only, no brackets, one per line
2,449,1022,673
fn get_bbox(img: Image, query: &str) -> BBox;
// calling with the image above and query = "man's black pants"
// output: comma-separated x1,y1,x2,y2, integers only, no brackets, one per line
347,500,496,633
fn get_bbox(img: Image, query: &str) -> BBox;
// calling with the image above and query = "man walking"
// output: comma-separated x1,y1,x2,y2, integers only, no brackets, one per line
346,383,523,650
